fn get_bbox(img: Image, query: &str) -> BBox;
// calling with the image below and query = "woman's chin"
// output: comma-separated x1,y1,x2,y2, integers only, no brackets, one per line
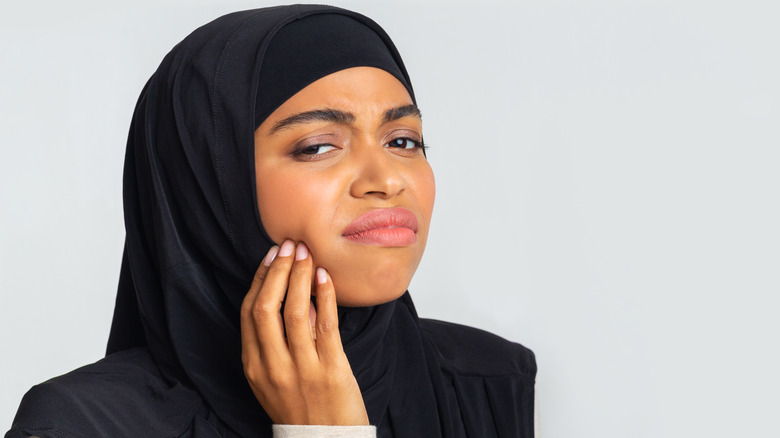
313,249,421,307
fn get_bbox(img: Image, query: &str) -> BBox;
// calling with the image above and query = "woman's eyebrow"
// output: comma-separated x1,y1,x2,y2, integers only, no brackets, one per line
382,104,422,124
271,108,355,133
270,104,422,134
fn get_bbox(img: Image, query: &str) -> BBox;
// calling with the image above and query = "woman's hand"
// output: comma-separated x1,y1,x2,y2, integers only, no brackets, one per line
240,240,369,426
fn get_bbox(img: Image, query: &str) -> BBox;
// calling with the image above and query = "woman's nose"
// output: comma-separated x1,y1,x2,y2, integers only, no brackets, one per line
348,142,406,199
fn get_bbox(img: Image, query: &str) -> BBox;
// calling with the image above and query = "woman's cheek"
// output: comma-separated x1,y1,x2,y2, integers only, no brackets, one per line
258,167,305,233
418,162,436,212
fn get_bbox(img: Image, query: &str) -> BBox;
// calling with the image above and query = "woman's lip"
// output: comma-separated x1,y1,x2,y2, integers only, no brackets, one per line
342,207,418,246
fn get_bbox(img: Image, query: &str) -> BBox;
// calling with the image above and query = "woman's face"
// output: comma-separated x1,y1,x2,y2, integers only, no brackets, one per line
254,67,435,306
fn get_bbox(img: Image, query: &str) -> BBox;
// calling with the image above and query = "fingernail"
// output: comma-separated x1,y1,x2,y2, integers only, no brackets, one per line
295,242,308,261
316,267,327,285
263,246,279,266
279,240,294,257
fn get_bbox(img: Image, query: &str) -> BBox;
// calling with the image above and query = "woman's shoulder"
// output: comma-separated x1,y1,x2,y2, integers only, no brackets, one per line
6,348,205,438
418,318,536,379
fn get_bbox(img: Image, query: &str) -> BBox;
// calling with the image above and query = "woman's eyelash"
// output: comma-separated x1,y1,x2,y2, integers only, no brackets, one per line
386,137,427,150
291,138,427,159
292,144,336,156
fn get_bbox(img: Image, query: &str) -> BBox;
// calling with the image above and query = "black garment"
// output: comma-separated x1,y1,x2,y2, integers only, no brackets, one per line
7,5,535,437
7,297,535,437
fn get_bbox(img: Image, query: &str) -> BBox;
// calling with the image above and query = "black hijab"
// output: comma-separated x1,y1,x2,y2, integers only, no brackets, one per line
107,4,443,436
9,5,535,438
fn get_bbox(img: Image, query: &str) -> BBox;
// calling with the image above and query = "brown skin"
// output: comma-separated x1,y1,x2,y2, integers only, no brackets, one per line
241,67,435,425
253,66,435,307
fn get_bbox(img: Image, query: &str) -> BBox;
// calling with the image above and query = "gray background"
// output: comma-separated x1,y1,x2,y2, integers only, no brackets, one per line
2,1,778,436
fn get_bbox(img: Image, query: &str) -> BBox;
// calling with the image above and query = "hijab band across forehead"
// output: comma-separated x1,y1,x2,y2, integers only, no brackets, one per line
255,13,411,128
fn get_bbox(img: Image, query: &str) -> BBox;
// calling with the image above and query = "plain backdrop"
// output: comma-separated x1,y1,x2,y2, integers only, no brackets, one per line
1,1,778,437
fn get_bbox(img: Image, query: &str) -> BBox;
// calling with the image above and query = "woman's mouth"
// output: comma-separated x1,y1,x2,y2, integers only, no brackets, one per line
342,207,418,247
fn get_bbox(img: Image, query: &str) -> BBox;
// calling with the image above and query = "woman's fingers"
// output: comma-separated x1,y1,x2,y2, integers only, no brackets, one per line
252,240,297,357
314,267,344,362
241,245,278,315
240,245,279,368
309,302,317,341
284,242,317,360
240,243,369,425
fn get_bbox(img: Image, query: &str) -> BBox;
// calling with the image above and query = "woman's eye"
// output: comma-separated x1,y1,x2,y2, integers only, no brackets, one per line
297,144,336,156
386,138,423,150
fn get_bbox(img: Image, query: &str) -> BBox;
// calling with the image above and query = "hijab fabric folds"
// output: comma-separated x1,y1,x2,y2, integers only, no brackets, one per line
7,5,536,438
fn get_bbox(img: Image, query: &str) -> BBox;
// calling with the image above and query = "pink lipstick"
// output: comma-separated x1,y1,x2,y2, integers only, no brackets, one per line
342,208,418,247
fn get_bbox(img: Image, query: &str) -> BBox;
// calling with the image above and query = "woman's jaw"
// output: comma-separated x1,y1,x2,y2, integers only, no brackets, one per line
254,67,435,307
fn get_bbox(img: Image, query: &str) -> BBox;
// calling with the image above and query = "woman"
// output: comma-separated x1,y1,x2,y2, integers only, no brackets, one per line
7,5,536,437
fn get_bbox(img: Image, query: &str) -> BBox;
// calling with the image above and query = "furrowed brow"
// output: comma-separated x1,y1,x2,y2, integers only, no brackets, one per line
382,104,422,125
270,108,356,133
